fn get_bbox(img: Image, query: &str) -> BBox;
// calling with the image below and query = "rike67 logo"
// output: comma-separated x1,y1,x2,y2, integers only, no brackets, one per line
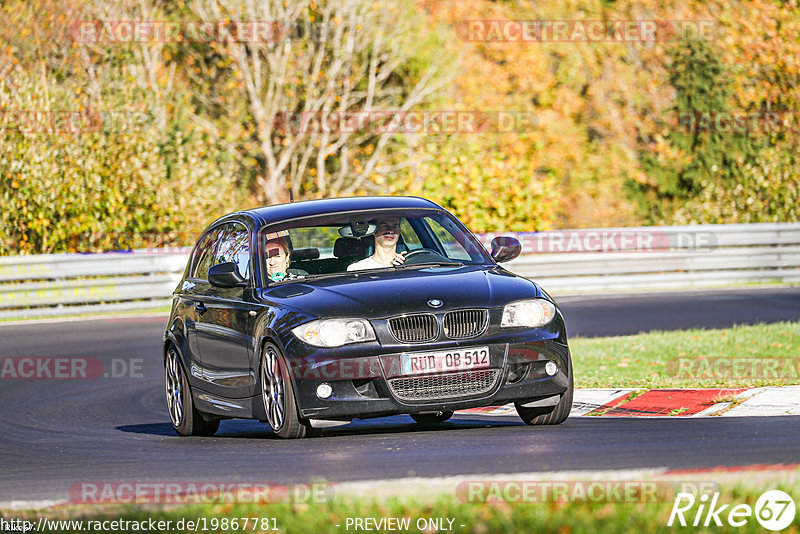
668,490,796,531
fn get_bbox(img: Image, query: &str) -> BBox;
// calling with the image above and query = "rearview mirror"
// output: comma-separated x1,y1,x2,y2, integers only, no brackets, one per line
490,236,522,263
208,262,246,288
338,221,377,238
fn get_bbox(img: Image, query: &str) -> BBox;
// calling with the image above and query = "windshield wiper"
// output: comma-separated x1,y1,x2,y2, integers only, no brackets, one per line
273,272,348,283
274,262,464,283
398,261,464,269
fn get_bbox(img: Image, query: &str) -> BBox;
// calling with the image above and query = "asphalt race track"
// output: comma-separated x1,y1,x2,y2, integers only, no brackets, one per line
1,286,799,504
557,286,800,337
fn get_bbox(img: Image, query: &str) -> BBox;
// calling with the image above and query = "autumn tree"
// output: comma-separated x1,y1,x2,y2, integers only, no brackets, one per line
189,0,452,204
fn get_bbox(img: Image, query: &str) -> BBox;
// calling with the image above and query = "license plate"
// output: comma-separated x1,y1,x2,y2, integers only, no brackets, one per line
401,347,490,375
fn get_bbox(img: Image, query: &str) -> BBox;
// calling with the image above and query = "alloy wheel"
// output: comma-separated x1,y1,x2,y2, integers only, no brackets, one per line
261,346,285,431
165,348,184,427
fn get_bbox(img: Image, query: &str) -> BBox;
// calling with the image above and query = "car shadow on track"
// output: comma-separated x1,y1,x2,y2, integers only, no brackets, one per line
311,415,525,439
117,415,525,440
116,422,183,436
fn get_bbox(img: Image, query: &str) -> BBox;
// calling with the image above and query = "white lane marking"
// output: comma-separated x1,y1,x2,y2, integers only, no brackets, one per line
454,389,637,417
569,388,637,416
721,386,800,416
694,402,731,417
0,469,670,510
479,404,517,415
0,499,64,510
332,467,669,500
455,404,515,416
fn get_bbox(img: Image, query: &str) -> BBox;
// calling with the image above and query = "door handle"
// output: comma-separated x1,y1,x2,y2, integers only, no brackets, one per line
194,302,208,316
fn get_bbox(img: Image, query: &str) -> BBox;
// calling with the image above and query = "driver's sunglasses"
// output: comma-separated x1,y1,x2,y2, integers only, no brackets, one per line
265,248,284,259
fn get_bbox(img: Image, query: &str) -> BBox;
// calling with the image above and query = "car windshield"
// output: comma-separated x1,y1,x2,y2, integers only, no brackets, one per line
258,209,490,285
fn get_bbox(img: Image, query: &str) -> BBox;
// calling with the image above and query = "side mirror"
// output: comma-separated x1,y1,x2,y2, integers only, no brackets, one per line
208,262,246,288
490,236,522,263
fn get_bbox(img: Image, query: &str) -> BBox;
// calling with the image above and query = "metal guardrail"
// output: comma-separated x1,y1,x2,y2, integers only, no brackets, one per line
0,252,190,319
498,223,800,293
0,223,798,319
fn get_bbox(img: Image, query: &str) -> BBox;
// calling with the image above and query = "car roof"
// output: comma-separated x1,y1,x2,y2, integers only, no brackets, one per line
234,196,444,227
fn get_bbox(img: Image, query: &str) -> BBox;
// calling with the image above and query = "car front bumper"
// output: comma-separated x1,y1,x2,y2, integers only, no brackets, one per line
283,331,571,421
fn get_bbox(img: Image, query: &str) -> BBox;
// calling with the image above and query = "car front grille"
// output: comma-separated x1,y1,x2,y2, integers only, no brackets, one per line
389,314,437,343
443,309,488,339
387,369,501,402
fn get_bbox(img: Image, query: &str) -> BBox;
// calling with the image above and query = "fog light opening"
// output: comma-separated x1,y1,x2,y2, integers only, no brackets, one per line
507,363,528,384
316,383,333,399
545,361,558,377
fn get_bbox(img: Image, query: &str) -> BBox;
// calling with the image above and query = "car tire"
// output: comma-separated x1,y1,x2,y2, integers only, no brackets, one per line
261,342,311,439
165,345,220,437
411,411,454,425
515,360,574,426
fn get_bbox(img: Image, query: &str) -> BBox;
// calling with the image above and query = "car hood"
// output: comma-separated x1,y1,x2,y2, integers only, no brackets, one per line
259,264,542,318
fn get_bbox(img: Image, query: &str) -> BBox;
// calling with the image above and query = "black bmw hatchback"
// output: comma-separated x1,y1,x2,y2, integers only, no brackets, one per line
163,196,573,438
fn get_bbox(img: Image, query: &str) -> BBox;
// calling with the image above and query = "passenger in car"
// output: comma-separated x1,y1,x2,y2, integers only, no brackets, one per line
265,237,303,281
347,218,407,271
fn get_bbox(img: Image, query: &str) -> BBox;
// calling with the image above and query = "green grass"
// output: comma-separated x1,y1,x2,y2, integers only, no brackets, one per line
8,481,800,533
572,320,800,388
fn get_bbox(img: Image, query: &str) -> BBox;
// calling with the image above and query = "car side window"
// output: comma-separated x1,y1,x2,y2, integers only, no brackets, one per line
400,218,423,252
424,217,472,260
214,223,251,280
191,228,220,280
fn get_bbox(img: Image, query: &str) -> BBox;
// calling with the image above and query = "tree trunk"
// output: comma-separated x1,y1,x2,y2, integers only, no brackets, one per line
260,169,290,205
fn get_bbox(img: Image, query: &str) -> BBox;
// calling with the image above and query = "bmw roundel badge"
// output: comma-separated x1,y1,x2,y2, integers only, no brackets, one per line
427,299,443,308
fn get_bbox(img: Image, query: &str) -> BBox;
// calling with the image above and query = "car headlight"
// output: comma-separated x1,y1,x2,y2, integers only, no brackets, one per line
291,318,376,347
501,299,556,328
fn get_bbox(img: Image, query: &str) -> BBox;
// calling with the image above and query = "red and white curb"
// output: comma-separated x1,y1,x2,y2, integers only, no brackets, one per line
457,386,800,417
